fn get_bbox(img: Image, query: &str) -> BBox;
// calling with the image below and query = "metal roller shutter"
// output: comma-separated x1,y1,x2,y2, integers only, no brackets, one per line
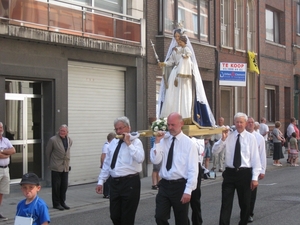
68,61,125,185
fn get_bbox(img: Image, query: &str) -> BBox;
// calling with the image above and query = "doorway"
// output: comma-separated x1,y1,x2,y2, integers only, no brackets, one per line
5,80,43,183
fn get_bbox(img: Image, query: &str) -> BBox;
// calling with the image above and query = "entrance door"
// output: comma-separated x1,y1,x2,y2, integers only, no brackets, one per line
5,81,42,183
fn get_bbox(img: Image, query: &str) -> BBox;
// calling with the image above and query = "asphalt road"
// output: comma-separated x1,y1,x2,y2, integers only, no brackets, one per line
50,165,300,225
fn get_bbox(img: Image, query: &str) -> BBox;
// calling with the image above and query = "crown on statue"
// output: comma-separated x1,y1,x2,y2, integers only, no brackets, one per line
174,21,186,35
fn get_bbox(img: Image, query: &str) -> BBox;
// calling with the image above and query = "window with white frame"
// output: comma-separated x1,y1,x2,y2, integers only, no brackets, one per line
264,85,276,123
178,0,198,39
164,0,175,33
234,0,244,50
221,0,230,47
200,0,208,42
266,8,279,43
247,0,255,51
163,0,209,42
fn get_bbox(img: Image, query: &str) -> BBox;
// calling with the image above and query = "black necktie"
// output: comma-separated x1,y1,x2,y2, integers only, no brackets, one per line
110,139,124,169
166,137,175,171
233,134,241,169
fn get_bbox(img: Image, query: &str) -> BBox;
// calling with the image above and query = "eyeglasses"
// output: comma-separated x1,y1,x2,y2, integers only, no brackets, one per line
114,126,127,132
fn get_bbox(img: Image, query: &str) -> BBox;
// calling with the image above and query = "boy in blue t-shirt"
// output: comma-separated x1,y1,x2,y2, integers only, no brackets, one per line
15,173,50,225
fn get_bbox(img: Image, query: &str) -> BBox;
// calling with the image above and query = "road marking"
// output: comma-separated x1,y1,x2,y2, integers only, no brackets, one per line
260,183,277,185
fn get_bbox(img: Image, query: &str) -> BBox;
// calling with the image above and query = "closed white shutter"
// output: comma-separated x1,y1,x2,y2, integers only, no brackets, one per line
68,61,125,185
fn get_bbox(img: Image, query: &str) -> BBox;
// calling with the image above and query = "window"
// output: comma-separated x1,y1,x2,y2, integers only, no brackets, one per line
247,0,255,51
221,0,230,47
178,0,198,39
264,86,276,123
164,0,175,33
265,8,279,43
200,0,208,42
163,0,209,42
297,0,300,34
234,0,244,50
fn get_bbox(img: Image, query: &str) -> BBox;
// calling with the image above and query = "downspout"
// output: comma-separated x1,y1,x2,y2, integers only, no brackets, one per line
257,0,261,119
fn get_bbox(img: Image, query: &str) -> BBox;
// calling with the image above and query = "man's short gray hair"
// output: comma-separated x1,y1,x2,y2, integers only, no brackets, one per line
59,124,68,131
114,116,131,127
234,112,248,122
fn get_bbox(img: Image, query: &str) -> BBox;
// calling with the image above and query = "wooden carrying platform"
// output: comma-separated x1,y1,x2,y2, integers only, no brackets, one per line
138,125,225,138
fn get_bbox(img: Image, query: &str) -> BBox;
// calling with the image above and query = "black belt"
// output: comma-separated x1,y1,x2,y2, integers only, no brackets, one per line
0,165,8,168
161,178,187,184
226,167,251,172
112,173,139,182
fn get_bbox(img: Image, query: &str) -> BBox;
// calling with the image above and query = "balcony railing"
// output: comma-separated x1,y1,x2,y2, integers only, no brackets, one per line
0,0,142,44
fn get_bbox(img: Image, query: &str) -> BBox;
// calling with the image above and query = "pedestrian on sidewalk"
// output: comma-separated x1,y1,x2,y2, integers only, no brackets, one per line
45,124,73,211
212,112,261,225
15,173,50,225
96,116,145,225
289,132,299,166
100,132,116,198
150,112,198,225
246,117,266,223
211,117,225,172
0,122,16,221
272,121,285,166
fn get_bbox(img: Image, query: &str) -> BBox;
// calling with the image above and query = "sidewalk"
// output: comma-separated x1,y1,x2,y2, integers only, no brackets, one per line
0,153,285,224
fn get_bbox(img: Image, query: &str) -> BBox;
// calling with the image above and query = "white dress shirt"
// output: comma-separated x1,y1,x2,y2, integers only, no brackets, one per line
0,137,13,166
98,138,145,185
191,137,204,164
102,141,109,154
287,123,295,138
212,130,261,181
259,123,269,141
150,131,198,195
251,131,267,174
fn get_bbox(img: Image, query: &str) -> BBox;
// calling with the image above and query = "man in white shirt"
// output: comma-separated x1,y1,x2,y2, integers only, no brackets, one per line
259,117,269,155
211,117,225,172
212,112,261,225
100,132,116,198
150,112,198,225
246,117,266,223
96,116,145,225
0,122,16,221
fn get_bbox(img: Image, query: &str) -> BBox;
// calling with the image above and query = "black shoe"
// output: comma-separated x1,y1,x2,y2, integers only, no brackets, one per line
61,203,70,210
53,205,65,210
0,214,8,221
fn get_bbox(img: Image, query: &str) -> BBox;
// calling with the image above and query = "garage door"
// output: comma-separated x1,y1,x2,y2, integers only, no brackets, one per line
68,61,125,185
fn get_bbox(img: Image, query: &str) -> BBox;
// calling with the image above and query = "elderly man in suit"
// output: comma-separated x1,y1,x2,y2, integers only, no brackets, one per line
46,124,73,211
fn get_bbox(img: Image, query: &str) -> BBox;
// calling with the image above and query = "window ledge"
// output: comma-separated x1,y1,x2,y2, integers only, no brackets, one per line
235,49,246,53
265,40,286,49
221,45,233,50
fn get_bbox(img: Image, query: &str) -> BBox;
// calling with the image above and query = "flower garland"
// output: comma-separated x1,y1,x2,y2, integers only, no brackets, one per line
151,118,168,132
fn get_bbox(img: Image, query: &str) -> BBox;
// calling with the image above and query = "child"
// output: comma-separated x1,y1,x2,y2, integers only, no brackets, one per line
15,173,50,225
289,132,299,166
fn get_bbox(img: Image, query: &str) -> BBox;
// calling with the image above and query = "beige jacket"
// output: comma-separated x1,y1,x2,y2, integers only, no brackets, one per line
46,134,73,172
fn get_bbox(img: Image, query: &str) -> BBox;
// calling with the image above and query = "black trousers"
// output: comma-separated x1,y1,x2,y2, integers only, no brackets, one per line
51,170,69,207
219,168,252,225
190,164,203,225
249,186,257,217
155,178,189,225
109,174,140,225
